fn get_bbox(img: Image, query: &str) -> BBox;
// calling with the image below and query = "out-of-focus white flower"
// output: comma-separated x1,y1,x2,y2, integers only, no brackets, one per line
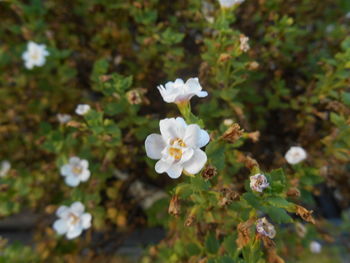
285,146,307,165
295,222,307,238
53,202,92,240
145,117,210,179
309,241,322,254
57,114,72,124
75,104,91,115
0,161,11,177
256,217,276,239
218,0,244,8
223,119,234,126
346,12,350,19
239,34,250,52
60,157,91,187
250,173,269,192
22,41,49,69
157,78,208,104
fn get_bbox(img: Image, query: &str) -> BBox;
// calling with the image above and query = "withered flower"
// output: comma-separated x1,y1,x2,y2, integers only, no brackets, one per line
201,165,217,180
221,123,244,143
295,205,315,224
219,187,239,207
126,89,147,105
168,195,181,217
236,219,254,248
247,131,260,142
256,217,276,239
287,187,301,197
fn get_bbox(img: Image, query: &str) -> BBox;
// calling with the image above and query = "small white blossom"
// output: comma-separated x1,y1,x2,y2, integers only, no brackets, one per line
218,0,244,8
22,41,49,69
309,241,322,254
346,12,350,19
57,113,72,124
53,202,92,240
295,222,307,238
157,78,208,104
239,34,250,52
223,119,234,126
145,117,210,179
0,161,11,177
60,157,91,187
250,173,269,192
285,146,307,165
256,217,276,239
75,104,91,115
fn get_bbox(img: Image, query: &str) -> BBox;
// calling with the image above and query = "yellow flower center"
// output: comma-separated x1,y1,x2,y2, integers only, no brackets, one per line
69,213,80,225
72,165,83,175
168,138,186,160
31,51,39,60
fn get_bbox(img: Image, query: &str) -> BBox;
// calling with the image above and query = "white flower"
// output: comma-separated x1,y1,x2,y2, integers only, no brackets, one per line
223,119,234,126
75,104,91,115
284,146,307,165
57,113,72,124
256,217,276,239
250,173,269,192
309,241,322,254
157,78,208,104
145,117,210,179
0,161,11,177
53,202,92,240
218,0,244,8
60,157,91,187
22,41,49,70
239,34,250,52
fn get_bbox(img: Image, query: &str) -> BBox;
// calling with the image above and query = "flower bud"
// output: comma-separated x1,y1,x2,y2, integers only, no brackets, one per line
168,195,181,217
201,165,217,180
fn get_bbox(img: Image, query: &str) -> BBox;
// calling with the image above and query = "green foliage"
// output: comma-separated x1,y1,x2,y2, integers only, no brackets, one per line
0,0,349,262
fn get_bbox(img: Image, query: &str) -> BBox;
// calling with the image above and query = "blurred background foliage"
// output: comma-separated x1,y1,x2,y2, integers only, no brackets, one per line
0,0,350,262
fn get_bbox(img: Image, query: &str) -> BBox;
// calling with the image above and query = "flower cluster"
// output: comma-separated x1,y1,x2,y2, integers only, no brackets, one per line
146,77,210,179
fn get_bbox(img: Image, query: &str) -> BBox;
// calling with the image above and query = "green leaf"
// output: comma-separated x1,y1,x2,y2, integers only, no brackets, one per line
242,192,261,209
205,233,220,254
266,196,294,210
206,141,226,171
262,206,293,223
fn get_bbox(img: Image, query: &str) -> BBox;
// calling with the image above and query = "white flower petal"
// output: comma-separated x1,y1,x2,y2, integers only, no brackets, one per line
69,156,80,164
66,227,83,239
196,91,208,98
185,78,202,93
56,206,69,218
160,118,185,141
70,202,85,215
166,163,183,179
65,175,80,187
53,219,69,235
80,159,89,169
81,213,92,229
79,170,91,182
198,129,210,148
179,148,194,163
183,149,207,175
145,134,165,160
183,124,200,148
155,159,172,174
60,164,72,177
